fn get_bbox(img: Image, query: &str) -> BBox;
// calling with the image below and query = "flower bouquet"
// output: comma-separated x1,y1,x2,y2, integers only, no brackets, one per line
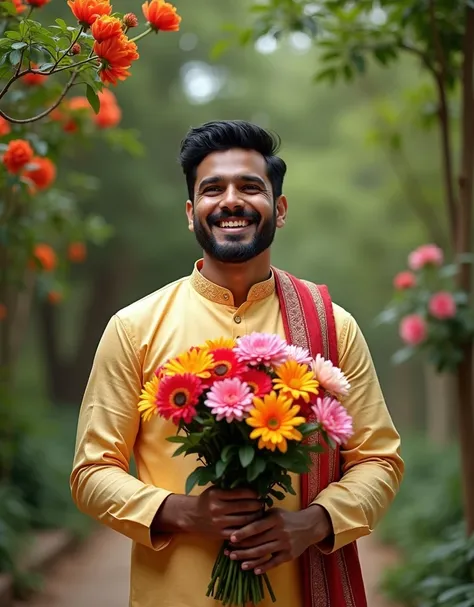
138,333,353,607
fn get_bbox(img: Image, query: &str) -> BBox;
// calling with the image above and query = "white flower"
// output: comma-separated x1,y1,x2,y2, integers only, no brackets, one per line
311,354,350,398
285,345,313,366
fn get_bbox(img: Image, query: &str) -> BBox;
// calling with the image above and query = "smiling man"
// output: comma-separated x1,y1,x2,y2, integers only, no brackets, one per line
70,120,404,607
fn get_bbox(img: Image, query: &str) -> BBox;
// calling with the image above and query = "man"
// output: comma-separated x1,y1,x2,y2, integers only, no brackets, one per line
71,120,404,607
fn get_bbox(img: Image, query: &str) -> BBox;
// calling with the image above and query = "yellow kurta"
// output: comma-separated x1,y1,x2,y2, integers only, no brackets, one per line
70,261,404,607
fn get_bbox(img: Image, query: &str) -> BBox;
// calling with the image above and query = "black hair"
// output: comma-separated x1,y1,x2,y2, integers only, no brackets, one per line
178,120,287,201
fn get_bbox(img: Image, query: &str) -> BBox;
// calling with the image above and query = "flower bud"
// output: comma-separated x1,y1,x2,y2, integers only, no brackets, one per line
71,42,81,55
123,12,138,28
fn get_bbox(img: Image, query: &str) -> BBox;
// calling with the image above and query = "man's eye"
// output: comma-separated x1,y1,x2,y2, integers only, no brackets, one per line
203,187,221,194
242,185,260,192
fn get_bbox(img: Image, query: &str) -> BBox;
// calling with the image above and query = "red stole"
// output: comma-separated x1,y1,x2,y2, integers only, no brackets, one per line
273,269,367,607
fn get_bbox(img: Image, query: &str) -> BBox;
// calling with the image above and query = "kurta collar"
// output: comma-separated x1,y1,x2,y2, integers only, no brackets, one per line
190,260,275,306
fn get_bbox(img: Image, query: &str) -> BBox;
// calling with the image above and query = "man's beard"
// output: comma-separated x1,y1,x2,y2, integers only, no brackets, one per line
193,208,277,263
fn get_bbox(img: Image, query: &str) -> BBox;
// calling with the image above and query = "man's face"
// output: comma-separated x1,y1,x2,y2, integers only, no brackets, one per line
186,149,287,263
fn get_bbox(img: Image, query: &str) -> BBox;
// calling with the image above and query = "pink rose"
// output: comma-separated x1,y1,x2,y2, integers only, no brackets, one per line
408,244,444,271
429,291,457,320
399,314,427,345
393,271,416,290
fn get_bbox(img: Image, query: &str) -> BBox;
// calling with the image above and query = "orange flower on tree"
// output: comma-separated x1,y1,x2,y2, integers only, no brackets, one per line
47,290,63,305
0,117,11,137
94,89,122,128
94,34,139,85
32,243,57,272
68,241,87,263
22,65,47,86
11,0,26,13
0,304,7,321
67,0,112,27
2,139,34,174
142,0,181,32
25,0,50,7
91,15,123,43
23,156,56,191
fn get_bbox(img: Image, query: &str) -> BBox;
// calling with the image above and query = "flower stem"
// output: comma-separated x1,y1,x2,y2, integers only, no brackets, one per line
129,26,153,43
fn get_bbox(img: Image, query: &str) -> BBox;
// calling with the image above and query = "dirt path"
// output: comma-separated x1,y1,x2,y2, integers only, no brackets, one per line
16,528,399,607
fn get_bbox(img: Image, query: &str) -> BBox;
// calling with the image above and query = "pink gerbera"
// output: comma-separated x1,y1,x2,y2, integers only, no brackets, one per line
285,344,313,366
311,396,353,445
312,354,350,398
234,332,288,368
204,377,253,422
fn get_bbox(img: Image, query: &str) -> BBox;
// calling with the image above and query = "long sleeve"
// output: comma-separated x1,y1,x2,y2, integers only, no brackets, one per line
70,315,172,550
312,311,404,552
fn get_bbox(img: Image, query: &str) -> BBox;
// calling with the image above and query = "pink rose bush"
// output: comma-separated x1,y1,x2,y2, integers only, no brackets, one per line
377,243,474,372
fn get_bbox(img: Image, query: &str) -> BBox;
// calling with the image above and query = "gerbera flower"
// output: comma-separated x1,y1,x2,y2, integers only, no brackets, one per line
204,377,253,422
312,354,350,398
239,369,272,398
285,345,313,366
273,360,319,403
205,337,236,350
163,347,214,379
206,348,246,383
246,391,306,453
311,397,353,445
234,332,288,368
137,374,160,422
156,373,204,424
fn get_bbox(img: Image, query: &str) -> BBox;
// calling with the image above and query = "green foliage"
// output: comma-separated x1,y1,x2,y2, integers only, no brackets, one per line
377,435,471,606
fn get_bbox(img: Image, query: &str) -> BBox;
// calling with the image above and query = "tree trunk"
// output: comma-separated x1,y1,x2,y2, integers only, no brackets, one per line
455,5,474,536
39,249,134,405
424,365,455,445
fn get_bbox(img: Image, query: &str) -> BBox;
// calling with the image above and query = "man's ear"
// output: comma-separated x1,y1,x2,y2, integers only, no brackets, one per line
185,200,194,232
275,195,288,228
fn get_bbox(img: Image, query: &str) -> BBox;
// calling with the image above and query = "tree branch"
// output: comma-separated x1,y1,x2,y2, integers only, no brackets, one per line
428,0,458,248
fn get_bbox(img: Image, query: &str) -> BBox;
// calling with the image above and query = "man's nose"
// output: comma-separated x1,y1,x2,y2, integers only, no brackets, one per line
219,185,243,211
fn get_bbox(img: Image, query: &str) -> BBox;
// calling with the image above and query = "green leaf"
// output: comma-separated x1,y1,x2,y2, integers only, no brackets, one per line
239,445,255,468
210,39,232,60
215,459,230,478
221,444,235,463
246,456,266,482
9,50,22,65
437,584,474,603
11,42,27,50
39,62,55,72
55,18,68,30
171,443,189,457
269,488,285,501
298,422,320,437
86,84,100,114
185,467,205,495
166,435,188,444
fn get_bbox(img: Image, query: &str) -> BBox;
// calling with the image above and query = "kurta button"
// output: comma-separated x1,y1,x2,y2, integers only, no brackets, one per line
234,315,242,324
223,294,229,300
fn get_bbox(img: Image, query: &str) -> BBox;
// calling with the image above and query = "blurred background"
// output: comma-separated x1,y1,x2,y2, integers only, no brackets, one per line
1,1,470,606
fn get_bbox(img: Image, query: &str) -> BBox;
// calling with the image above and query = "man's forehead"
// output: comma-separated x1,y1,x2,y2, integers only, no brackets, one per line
196,149,268,182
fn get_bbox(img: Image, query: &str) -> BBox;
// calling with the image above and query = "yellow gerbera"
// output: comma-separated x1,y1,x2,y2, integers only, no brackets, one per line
163,347,214,378
205,337,236,350
273,360,319,403
246,390,306,453
137,375,160,422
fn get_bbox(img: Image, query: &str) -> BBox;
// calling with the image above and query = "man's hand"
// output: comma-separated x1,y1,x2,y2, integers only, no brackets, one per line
226,505,333,575
152,488,263,540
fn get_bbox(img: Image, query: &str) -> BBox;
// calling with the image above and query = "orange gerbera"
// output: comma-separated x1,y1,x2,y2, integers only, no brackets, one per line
94,89,121,128
273,360,319,403
68,0,112,27
91,15,123,43
2,139,33,174
205,337,236,350
22,65,48,86
163,347,214,379
246,391,306,453
68,241,87,263
142,0,181,32
32,243,57,272
0,117,11,137
23,156,56,191
94,34,139,85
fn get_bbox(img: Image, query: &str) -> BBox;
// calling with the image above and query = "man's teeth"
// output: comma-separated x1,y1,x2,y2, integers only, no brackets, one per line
218,220,250,228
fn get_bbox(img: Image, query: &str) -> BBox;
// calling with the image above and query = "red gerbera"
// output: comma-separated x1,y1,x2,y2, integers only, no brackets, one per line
156,373,203,424
240,369,273,397
206,347,246,384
